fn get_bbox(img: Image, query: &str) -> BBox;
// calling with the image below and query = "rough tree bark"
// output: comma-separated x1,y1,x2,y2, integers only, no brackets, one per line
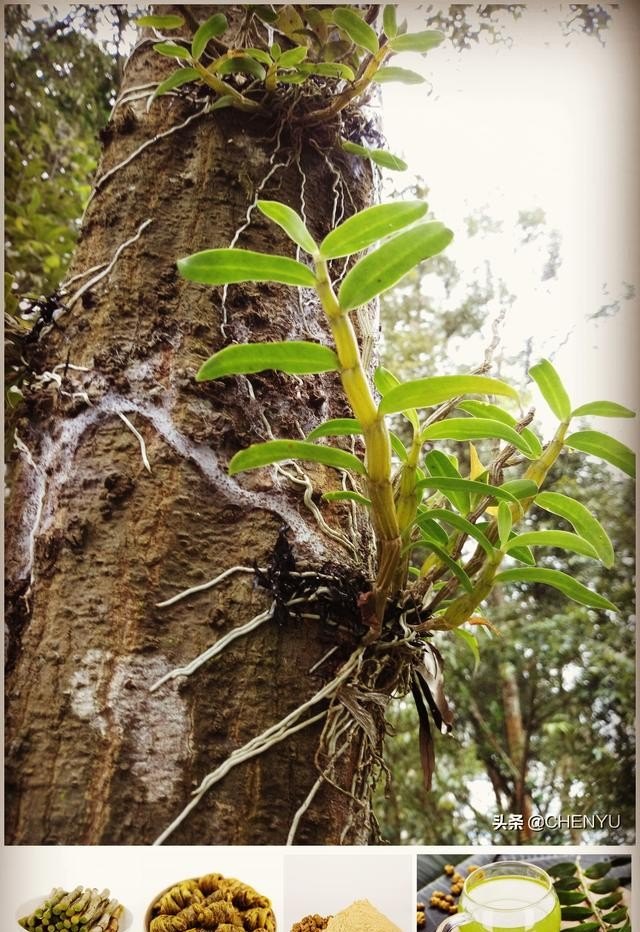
5,6,386,844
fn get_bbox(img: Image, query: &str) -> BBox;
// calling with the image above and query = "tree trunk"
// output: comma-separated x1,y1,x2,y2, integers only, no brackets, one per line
500,662,534,843
5,7,383,845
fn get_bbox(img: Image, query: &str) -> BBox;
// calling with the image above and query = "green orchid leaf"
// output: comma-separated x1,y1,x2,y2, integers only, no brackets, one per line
497,501,512,547
500,479,539,499
333,7,379,54
320,201,427,260
388,30,444,53
216,56,266,80
571,400,635,418
302,61,355,80
507,544,536,566
458,400,543,457
420,418,535,457
424,450,469,514
196,341,338,381
454,627,481,670
529,358,571,421
390,432,409,461
338,222,452,310
137,14,185,29
418,509,494,556
278,46,308,67
178,248,315,287
368,148,408,171
374,66,425,84
495,567,616,611
566,430,635,478
152,67,200,99
416,515,450,547
191,13,228,60
535,490,614,567
323,490,371,507
503,531,599,560
380,375,518,415
308,417,362,440
153,42,191,61
257,200,318,254
229,440,366,476
421,540,473,592
416,476,520,505
244,48,274,65
382,5,398,38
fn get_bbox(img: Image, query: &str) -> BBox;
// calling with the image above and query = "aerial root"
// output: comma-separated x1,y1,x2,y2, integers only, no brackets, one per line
152,645,364,845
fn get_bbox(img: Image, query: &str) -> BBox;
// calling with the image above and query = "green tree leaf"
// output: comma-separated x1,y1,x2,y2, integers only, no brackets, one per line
196,341,338,381
561,907,595,921
338,222,453,310
191,13,228,60
424,450,469,514
503,530,599,560
229,440,366,476
535,490,614,567
333,7,379,54
566,430,635,478
137,14,185,29
529,358,571,421
152,67,200,99
257,200,318,254
495,567,616,611
549,863,578,878
178,248,315,287
320,201,428,260
588,877,622,895
153,42,191,61
323,490,371,507
382,6,398,38
417,476,521,505
380,374,518,415
571,400,635,418
388,30,444,53
497,501,512,547
420,418,535,457
308,417,362,440
374,66,425,84
602,907,628,924
418,509,495,556
583,862,612,880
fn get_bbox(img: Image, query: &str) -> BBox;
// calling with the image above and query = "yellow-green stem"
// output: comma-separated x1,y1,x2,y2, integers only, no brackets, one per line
299,45,391,127
314,259,400,617
430,420,570,629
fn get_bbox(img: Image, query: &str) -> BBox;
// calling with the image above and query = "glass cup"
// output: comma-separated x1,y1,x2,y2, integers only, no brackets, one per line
436,861,561,932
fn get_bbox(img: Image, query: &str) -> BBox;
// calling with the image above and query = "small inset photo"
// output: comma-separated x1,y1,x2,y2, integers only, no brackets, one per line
285,853,413,932
417,853,632,931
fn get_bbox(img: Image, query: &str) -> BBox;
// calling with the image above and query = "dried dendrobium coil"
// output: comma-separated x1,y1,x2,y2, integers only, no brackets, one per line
149,874,276,932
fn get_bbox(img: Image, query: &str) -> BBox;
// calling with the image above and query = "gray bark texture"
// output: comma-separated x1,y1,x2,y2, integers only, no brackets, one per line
5,7,384,844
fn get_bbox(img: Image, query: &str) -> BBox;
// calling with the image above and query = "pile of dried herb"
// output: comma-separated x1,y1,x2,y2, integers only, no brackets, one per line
148,873,276,932
18,887,124,931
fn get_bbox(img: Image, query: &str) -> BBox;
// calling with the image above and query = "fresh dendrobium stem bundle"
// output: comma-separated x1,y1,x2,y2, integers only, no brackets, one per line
19,887,124,932
179,198,636,640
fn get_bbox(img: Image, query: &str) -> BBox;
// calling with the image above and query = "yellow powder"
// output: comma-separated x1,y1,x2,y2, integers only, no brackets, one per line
325,900,403,932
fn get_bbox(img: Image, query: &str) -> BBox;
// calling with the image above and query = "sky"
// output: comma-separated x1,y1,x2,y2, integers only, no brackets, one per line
380,2,639,444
